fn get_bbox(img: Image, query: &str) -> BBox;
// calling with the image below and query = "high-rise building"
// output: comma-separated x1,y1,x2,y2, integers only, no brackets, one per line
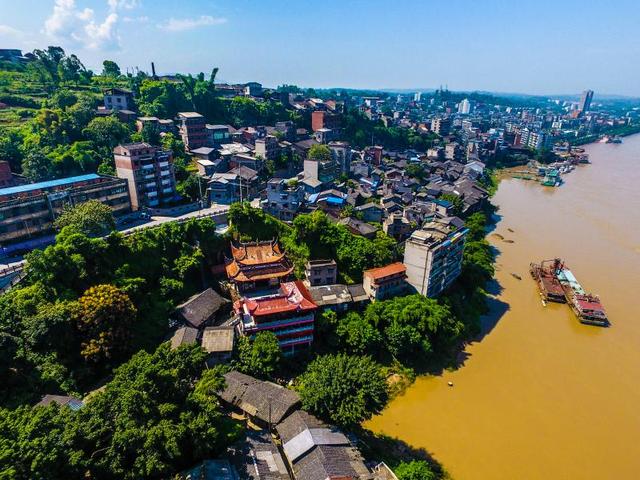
431,117,451,136
458,98,472,114
114,143,178,210
578,90,594,116
403,219,468,297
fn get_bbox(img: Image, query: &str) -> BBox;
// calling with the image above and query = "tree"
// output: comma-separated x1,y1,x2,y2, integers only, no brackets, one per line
307,144,332,162
72,284,136,363
298,353,388,428
102,60,121,78
83,116,131,150
54,200,116,237
336,311,382,355
21,151,54,181
235,331,282,380
395,460,437,480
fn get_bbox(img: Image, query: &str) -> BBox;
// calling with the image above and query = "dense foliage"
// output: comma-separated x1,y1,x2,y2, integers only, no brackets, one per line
298,353,389,428
0,218,224,406
234,331,282,379
395,460,438,480
0,343,241,480
53,200,116,236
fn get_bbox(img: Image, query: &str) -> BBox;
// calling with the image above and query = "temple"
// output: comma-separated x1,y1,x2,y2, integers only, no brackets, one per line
235,281,317,354
225,239,295,292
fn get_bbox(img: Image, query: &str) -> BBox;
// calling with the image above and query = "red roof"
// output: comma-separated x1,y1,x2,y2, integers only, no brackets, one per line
575,295,605,312
364,262,406,281
237,281,317,317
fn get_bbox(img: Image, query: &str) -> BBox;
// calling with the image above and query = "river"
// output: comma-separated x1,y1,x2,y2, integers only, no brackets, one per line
365,134,640,479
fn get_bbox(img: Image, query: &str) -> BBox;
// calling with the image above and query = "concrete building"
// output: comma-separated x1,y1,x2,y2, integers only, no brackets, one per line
578,89,594,116
305,259,338,286
206,124,231,146
243,82,263,97
114,143,178,210
303,156,339,186
262,178,304,221
328,141,352,176
431,117,451,136
0,174,130,244
403,219,468,297
103,87,134,111
178,112,209,151
458,98,472,114
362,262,408,301
382,212,413,240
254,135,279,161
208,167,258,204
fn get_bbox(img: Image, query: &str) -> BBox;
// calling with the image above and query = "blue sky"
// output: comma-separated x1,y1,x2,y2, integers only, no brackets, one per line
1,0,639,96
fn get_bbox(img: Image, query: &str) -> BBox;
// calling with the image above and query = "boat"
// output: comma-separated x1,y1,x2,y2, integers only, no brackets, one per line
554,261,609,326
611,135,623,144
529,259,566,303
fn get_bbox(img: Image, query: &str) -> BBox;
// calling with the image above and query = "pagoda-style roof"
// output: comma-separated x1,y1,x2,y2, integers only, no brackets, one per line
235,281,317,318
226,239,294,283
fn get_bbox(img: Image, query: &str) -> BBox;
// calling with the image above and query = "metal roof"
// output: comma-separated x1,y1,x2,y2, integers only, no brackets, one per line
0,174,101,196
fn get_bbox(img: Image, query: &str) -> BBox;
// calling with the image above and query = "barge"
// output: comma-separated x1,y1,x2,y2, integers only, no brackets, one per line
555,266,609,326
529,259,566,303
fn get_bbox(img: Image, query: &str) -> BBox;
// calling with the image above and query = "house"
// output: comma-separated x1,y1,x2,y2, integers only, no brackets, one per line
169,326,199,349
178,112,209,151
230,153,264,173
206,124,231,146
103,87,134,111
218,371,301,427
355,203,384,223
305,259,337,286
231,431,290,480
196,159,218,177
276,410,371,480
382,212,413,241
201,326,235,364
363,262,408,301
308,284,353,312
176,460,238,480
234,281,318,354
262,178,304,221
347,283,370,307
337,217,378,239
173,288,230,330
36,395,84,410
225,240,295,292
208,167,259,204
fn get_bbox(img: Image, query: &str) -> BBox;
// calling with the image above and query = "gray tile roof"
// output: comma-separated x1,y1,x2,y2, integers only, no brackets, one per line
175,288,229,329
170,326,199,349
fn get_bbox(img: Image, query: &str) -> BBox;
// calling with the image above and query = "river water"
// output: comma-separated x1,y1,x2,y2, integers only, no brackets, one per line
366,134,640,479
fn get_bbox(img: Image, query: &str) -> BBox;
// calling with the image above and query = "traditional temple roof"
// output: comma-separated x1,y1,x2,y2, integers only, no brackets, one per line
235,281,317,318
225,239,294,283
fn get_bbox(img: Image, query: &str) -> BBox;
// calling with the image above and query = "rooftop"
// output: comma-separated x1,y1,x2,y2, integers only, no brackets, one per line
201,326,235,353
364,262,407,281
0,173,102,197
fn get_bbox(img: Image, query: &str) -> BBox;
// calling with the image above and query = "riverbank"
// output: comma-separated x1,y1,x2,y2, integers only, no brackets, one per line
365,134,640,479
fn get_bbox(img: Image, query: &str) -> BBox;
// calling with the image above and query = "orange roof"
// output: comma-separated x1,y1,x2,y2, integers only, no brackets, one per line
226,240,294,283
230,240,285,265
237,281,317,317
364,262,406,281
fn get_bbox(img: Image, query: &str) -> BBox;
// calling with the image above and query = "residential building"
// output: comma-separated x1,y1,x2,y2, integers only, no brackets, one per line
382,212,413,240
254,135,279,161
276,410,371,480
0,161,17,187
362,262,408,301
403,219,468,297
275,120,296,141
0,174,130,244
305,259,337,286
169,326,198,350
206,124,231,146
231,431,290,480
229,153,264,172
308,284,353,312
303,156,339,185
208,167,259,204
431,117,451,136
262,178,304,221
234,281,318,353
328,141,352,175
172,288,230,330
201,326,235,364
314,127,337,144
178,112,209,151
311,110,341,132
355,202,384,223
103,87,134,111
243,82,263,97
36,395,84,410
458,98,472,114
337,216,379,239
225,239,295,292
114,142,178,210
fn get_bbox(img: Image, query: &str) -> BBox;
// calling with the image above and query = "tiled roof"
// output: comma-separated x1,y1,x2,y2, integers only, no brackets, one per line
364,262,406,281
240,281,317,317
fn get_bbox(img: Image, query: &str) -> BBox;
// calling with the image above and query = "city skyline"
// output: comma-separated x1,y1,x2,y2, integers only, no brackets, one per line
1,0,640,96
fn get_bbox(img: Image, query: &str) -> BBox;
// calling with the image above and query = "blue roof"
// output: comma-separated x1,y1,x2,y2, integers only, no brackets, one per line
0,174,102,196
435,199,453,207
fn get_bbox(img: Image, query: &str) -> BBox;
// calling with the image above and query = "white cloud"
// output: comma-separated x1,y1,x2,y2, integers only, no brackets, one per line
158,15,227,32
0,25,22,37
43,0,132,50
123,15,149,23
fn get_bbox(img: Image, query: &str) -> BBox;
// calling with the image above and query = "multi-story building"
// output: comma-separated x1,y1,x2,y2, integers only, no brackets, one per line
262,178,304,221
243,82,263,97
431,117,451,136
382,212,413,241
275,121,296,141
234,281,318,354
458,98,472,114
208,167,259,204
578,89,594,116
362,262,408,301
177,112,209,151
114,143,178,210
254,135,279,161
206,124,231,146
305,259,337,286
0,174,130,244
103,88,134,111
303,156,339,186
327,141,352,176
311,110,341,132
403,219,468,297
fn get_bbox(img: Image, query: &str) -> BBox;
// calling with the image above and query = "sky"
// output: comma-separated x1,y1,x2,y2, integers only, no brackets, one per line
1,0,639,96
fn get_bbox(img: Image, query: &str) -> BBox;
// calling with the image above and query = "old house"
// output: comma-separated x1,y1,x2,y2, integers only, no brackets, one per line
173,288,230,330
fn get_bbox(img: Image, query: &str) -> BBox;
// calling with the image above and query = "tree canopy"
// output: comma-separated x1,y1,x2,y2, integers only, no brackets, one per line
54,200,116,237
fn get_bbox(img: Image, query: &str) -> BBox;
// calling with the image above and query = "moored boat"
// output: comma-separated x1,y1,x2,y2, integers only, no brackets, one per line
529,259,566,303
555,262,609,326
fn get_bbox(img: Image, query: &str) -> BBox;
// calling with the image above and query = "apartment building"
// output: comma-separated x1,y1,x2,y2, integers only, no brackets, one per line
262,178,304,221
403,219,468,297
114,143,178,210
103,88,135,111
254,135,279,161
362,262,408,301
177,112,209,151
305,259,338,286
0,174,130,243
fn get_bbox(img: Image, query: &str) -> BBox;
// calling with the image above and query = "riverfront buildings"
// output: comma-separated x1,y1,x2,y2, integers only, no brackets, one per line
0,174,130,244
363,262,408,301
403,219,468,297
114,142,178,210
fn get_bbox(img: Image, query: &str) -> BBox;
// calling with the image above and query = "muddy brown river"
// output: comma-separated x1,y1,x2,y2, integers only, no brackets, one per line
366,134,640,479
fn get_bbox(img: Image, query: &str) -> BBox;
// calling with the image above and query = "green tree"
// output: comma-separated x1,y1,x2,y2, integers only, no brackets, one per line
298,353,388,427
307,144,332,162
101,60,121,78
395,460,437,480
83,116,131,150
53,200,116,237
336,311,382,355
235,331,282,380
21,150,54,181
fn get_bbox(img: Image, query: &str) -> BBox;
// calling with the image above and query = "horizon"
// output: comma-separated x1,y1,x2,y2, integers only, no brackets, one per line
1,0,640,97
